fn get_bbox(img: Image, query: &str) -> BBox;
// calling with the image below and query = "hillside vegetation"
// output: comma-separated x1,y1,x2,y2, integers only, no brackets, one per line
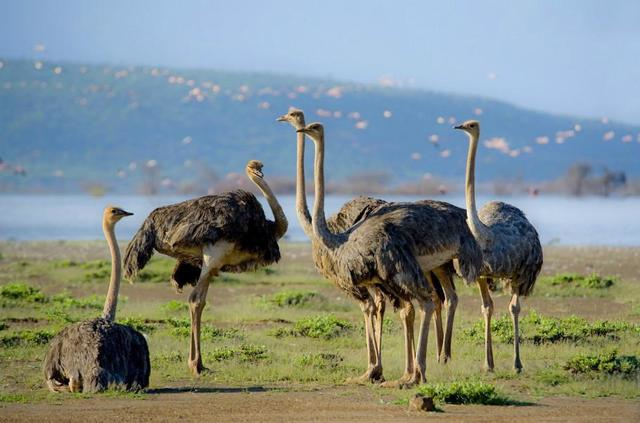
0,59,638,194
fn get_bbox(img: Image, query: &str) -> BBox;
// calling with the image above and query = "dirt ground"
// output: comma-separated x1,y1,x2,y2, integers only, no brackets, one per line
2,386,639,422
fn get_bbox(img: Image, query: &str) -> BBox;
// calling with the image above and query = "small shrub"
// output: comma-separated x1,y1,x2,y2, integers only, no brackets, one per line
136,269,167,283
80,260,109,270
463,310,636,344
0,282,47,304
169,324,239,340
51,292,103,310
83,269,110,282
52,259,78,268
267,290,318,307
162,300,188,313
297,352,343,369
543,273,615,289
272,315,352,340
120,317,156,333
534,368,570,386
0,322,8,331
205,344,268,362
417,380,510,405
0,329,56,347
564,350,640,377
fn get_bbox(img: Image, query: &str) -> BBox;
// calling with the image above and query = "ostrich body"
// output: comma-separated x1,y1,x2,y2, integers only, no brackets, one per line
455,120,543,371
296,121,481,386
123,160,287,374
277,109,461,376
43,207,150,393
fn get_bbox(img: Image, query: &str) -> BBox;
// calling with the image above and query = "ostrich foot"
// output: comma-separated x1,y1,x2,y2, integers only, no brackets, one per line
188,359,209,376
439,354,451,364
346,366,384,384
514,362,523,373
380,372,413,389
398,369,426,389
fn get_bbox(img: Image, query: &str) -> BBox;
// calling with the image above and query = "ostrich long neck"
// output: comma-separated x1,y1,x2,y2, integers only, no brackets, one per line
465,130,492,245
251,176,288,239
295,128,313,237
102,220,121,322
311,132,342,248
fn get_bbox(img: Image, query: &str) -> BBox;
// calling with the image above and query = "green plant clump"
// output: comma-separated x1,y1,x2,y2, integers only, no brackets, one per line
0,282,47,304
162,300,188,313
0,329,56,347
268,290,318,307
297,352,343,369
272,315,352,340
564,350,640,377
545,273,615,289
417,380,511,405
120,317,156,333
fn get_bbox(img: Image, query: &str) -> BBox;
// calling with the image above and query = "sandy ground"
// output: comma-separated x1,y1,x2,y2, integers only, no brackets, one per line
2,386,639,422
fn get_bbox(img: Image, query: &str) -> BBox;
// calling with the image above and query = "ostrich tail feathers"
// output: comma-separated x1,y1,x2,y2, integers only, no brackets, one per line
123,220,156,281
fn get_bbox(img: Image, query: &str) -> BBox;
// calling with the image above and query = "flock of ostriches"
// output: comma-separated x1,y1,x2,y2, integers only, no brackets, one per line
43,109,542,393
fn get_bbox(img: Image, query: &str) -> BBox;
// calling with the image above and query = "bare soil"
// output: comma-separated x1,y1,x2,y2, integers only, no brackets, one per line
2,386,639,422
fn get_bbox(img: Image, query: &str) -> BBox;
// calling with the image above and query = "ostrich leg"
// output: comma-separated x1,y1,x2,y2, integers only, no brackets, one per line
373,289,386,369
509,292,523,372
478,278,495,372
406,297,435,387
188,242,232,375
381,300,416,388
425,272,444,363
348,296,383,383
434,267,458,363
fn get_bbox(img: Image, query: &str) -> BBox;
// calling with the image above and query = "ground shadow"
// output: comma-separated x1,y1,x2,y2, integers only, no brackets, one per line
146,386,274,395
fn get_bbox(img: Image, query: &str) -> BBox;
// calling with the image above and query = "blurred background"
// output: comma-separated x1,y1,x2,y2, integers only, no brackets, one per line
0,0,638,244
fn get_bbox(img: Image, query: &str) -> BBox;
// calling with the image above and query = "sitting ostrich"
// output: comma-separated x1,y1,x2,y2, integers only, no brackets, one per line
295,121,481,386
123,160,287,375
455,120,543,372
43,207,150,393
277,109,463,377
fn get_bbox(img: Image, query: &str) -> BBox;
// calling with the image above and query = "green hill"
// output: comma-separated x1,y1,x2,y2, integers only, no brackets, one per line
0,59,638,193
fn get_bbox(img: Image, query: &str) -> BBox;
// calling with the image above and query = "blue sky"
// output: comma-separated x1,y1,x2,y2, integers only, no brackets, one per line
2,0,639,124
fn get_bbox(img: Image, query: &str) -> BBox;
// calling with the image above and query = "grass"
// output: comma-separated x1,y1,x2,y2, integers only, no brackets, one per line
270,315,352,340
0,241,639,406
463,310,637,344
417,380,513,405
535,273,618,297
564,350,640,377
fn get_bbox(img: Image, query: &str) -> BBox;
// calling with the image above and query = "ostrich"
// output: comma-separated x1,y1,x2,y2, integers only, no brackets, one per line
295,121,481,386
454,120,543,372
277,109,459,369
123,160,287,375
43,206,150,393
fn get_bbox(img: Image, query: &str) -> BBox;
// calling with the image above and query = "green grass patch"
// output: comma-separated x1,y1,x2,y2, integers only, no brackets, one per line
161,300,188,313
564,350,640,377
0,282,47,304
169,324,240,340
417,380,513,405
263,290,318,307
463,310,637,344
51,292,104,310
544,273,615,289
0,329,56,347
0,393,30,403
271,315,352,340
296,352,343,369
120,317,156,333
204,344,268,362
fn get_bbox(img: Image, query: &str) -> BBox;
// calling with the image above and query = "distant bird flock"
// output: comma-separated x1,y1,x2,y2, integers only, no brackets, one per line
42,103,544,392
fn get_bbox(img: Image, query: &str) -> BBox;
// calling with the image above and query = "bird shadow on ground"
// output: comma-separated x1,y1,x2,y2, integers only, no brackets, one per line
145,386,274,395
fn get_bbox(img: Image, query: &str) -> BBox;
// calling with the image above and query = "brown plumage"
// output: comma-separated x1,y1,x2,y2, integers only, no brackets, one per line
456,120,543,372
43,207,150,393
295,121,482,387
123,160,287,375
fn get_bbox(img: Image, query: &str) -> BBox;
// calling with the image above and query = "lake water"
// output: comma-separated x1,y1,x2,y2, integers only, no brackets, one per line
0,194,638,246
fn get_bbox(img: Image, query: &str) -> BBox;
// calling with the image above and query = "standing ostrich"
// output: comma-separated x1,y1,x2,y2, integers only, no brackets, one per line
295,122,481,386
43,207,150,393
454,120,543,372
123,160,287,375
277,109,460,369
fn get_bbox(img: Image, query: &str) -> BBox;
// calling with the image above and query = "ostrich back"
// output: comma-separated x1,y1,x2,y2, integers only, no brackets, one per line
478,201,543,296
313,200,481,302
124,190,281,284
43,318,150,393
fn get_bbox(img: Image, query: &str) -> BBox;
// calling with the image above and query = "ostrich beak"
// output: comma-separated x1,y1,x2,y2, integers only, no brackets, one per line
276,115,287,122
120,210,134,216
454,124,464,130
296,128,309,134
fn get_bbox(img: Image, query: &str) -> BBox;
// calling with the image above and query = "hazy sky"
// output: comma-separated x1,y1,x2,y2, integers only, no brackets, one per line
2,0,639,124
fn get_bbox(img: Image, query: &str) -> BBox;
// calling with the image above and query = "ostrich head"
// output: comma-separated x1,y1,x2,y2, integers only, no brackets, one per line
276,107,305,130
454,120,480,138
103,206,133,226
245,159,264,180
296,122,324,142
